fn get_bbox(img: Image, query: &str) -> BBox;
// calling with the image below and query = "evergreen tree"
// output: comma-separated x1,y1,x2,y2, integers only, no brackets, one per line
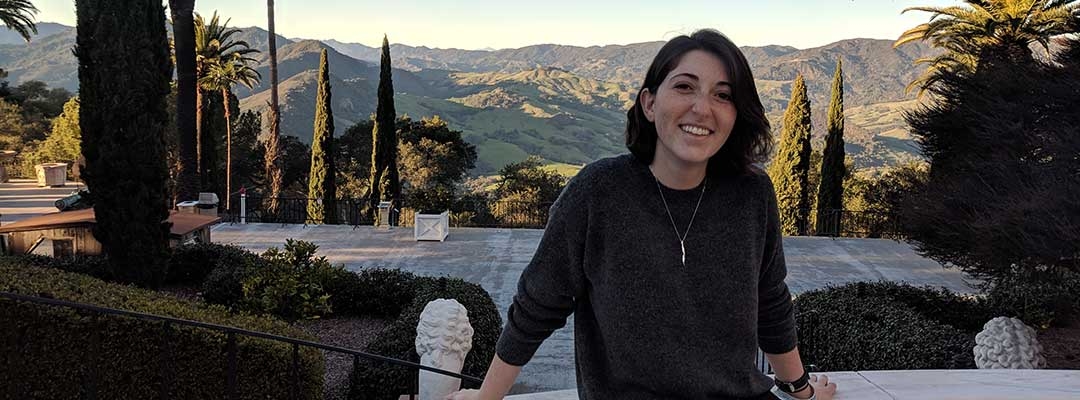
169,0,199,203
815,59,846,235
32,97,81,177
369,35,400,219
767,74,813,236
307,49,336,224
75,0,172,287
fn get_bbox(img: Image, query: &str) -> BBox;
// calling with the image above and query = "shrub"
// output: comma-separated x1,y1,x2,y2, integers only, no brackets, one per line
983,269,1080,329
201,248,267,308
167,243,255,286
794,281,984,371
13,254,113,280
323,268,420,318
349,276,502,399
239,239,339,320
0,257,324,399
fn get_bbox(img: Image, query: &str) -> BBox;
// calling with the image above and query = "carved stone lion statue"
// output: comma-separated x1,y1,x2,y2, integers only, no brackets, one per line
415,298,474,400
974,316,1046,369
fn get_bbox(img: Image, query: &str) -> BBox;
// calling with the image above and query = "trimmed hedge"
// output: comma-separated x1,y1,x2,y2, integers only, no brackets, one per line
0,258,325,399
349,276,503,400
168,243,257,286
323,267,420,318
794,281,992,371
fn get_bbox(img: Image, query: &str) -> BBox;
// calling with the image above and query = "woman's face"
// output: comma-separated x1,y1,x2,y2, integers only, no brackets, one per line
641,50,737,171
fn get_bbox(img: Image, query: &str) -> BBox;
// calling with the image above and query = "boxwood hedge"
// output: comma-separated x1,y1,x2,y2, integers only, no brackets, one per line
0,258,325,400
794,281,993,371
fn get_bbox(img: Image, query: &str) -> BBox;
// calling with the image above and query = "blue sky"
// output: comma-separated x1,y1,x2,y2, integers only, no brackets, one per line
36,0,955,50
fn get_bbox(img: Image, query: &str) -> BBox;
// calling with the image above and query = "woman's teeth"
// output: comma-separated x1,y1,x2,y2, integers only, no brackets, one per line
681,125,711,136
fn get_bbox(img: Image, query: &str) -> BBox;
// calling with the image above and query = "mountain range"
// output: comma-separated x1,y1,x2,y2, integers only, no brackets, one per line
0,23,941,174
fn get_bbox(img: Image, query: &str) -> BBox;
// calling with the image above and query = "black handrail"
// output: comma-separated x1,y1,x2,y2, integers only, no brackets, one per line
0,290,484,398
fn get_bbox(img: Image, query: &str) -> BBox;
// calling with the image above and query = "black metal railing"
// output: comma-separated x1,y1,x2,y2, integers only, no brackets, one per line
221,195,554,229
217,192,902,237
0,291,482,399
816,209,904,239
755,309,823,375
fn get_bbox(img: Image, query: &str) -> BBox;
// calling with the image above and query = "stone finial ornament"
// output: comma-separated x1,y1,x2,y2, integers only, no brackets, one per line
974,316,1047,369
415,299,474,400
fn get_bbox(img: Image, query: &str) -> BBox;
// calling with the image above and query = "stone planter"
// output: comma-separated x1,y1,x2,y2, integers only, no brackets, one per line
35,163,67,187
414,210,449,241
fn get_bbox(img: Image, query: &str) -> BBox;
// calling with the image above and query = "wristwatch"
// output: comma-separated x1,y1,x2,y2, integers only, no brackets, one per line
775,370,810,394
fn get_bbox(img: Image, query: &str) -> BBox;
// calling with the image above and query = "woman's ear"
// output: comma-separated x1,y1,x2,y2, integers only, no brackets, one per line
640,88,656,122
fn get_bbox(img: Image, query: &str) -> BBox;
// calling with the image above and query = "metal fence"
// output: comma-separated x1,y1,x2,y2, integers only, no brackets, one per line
816,209,905,239
221,195,553,229
217,193,901,237
0,291,482,399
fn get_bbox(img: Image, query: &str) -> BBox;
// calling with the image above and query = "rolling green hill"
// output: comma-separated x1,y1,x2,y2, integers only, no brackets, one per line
2,23,955,175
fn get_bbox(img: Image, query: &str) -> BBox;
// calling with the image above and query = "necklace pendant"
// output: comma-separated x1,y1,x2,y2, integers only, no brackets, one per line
680,242,686,267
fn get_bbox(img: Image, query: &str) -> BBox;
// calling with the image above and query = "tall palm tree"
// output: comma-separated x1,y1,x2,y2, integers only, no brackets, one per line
169,0,199,203
0,0,38,43
200,53,260,210
895,0,1080,94
264,0,283,213
193,11,257,189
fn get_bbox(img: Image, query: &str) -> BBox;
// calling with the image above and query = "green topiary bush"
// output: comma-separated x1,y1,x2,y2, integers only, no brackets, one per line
794,281,986,371
983,270,1080,329
323,268,420,318
201,247,267,308
0,257,324,400
14,254,114,281
167,243,255,286
348,276,502,400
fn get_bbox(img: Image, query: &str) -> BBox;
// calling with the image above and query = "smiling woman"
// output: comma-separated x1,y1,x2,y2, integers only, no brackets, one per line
446,29,838,400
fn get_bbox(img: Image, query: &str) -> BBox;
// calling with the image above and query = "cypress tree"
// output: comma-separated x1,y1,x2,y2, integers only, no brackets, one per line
815,59,846,235
767,74,813,236
307,49,337,224
75,0,172,287
369,35,399,209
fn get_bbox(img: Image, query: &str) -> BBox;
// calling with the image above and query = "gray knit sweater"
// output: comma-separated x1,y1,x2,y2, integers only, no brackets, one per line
495,154,797,399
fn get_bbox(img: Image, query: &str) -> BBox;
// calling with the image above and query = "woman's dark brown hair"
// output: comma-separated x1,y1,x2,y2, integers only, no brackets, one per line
625,29,772,176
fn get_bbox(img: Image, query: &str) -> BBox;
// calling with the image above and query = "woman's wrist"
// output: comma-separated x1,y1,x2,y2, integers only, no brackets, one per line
772,384,815,400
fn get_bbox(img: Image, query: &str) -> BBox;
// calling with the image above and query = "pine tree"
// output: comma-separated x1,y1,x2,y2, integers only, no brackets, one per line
369,35,400,216
767,74,813,236
75,0,172,287
815,59,846,236
307,49,336,224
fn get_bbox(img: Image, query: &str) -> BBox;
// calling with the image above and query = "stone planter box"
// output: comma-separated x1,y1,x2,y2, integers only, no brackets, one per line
35,163,67,187
414,210,449,241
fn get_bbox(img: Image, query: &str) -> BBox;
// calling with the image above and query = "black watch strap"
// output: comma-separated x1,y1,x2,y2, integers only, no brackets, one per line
774,370,810,393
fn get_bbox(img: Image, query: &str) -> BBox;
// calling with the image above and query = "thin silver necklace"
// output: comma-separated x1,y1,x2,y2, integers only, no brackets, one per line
651,168,707,267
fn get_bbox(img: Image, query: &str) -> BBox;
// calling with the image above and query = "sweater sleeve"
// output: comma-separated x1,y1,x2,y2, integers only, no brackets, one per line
756,176,798,354
495,174,589,367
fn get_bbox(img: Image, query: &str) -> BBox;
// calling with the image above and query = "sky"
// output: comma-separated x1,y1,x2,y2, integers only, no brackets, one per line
35,0,956,50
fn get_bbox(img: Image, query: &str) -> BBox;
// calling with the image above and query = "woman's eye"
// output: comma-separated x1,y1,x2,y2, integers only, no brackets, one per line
674,83,693,91
716,92,733,101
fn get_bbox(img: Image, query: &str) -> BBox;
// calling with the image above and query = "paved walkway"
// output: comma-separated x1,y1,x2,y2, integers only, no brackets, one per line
213,223,976,394
0,178,84,224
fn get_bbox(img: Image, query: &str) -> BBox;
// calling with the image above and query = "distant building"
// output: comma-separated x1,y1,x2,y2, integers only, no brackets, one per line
0,208,220,256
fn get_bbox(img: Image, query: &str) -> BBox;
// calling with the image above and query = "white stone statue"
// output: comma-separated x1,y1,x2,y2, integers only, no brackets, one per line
415,298,474,400
974,316,1047,369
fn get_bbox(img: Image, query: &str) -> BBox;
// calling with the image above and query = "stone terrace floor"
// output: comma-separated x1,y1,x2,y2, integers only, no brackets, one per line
213,222,977,394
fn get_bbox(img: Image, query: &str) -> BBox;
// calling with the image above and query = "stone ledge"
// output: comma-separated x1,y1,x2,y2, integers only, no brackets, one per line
504,370,1080,399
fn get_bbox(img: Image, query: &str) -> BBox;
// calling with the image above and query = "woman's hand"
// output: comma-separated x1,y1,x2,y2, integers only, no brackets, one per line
809,374,837,400
444,389,482,400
